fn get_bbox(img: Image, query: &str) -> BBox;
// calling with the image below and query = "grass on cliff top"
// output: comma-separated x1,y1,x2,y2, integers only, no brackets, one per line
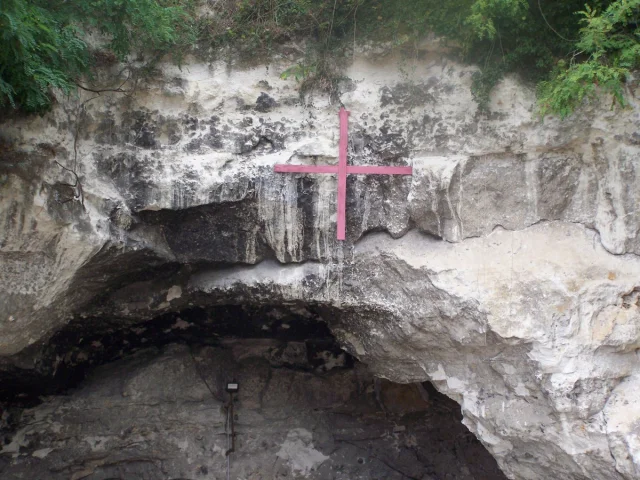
1,0,639,118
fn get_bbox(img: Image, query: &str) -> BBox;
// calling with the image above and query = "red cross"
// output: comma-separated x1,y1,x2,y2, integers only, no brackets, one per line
274,108,413,241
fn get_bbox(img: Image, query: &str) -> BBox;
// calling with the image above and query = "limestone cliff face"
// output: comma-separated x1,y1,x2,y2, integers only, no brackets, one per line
1,42,640,480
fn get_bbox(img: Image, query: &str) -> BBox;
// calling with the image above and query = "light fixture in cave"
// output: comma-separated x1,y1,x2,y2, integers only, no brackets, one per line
226,381,239,393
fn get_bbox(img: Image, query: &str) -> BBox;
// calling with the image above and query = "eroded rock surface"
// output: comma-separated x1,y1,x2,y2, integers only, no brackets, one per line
0,340,504,480
1,41,639,479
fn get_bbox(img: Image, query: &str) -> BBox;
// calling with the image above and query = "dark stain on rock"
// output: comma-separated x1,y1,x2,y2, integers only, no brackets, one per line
255,92,278,112
380,83,436,109
96,151,155,211
122,110,159,149
139,200,270,264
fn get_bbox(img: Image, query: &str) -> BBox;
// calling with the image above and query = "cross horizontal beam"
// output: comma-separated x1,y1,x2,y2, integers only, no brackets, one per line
273,165,413,175
346,165,413,175
274,165,338,174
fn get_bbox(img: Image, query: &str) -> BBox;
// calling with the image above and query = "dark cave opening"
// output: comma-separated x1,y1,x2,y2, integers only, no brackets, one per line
0,304,507,480
0,304,352,403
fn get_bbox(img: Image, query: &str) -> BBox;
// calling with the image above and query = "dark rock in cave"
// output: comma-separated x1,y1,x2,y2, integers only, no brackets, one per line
0,306,506,480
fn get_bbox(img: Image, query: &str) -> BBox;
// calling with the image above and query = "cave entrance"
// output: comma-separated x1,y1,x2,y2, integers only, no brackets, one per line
0,304,506,480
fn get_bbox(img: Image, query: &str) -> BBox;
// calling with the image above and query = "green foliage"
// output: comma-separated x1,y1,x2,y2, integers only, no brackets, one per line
203,0,362,54
461,0,588,111
351,0,639,117
471,64,508,111
578,0,640,60
280,62,316,82
537,61,627,118
0,0,88,112
200,0,361,98
2,0,639,117
63,0,195,60
465,0,528,40
0,0,193,113
218,0,589,113
537,0,640,118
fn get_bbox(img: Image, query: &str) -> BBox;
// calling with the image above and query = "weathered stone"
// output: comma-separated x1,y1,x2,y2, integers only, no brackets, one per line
1,42,640,479
0,340,505,480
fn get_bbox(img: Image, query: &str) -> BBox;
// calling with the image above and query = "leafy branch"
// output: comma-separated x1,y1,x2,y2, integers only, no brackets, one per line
0,0,193,113
538,0,640,118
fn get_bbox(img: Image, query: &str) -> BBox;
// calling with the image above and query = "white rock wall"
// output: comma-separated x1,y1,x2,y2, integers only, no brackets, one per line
1,41,639,479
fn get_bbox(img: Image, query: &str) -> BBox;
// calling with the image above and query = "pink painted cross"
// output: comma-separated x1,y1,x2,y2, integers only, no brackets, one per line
274,108,413,240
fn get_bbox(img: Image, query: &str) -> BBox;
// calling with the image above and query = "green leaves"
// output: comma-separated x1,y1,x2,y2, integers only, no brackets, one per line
0,1,89,112
280,63,316,82
537,0,640,118
465,0,527,40
207,0,640,118
538,61,627,118
0,0,194,113
1,0,638,118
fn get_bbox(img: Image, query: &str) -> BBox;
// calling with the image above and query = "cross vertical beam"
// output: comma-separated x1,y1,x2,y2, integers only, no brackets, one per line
337,108,350,241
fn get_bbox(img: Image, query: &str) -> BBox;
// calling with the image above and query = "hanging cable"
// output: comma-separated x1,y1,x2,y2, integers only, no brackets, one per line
537,0,577,43
224,382,238,480
225,393,236,456
226,403,231,480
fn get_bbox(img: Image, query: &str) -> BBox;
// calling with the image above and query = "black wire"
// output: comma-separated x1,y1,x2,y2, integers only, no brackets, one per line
188,344,221,401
